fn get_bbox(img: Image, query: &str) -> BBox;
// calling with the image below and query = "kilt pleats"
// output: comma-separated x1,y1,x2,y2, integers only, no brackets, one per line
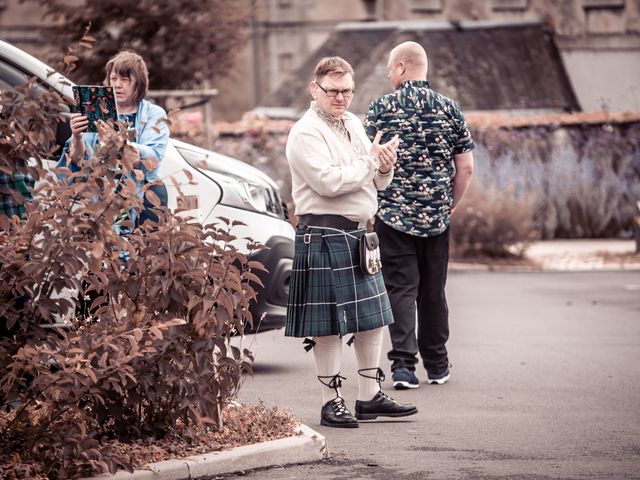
285,227,394,338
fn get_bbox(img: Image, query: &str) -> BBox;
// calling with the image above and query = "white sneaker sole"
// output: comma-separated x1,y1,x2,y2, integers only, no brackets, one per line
393,380,420,390
426,372,450,385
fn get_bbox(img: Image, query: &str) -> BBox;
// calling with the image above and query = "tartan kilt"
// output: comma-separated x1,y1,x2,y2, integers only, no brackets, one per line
285,227,394,337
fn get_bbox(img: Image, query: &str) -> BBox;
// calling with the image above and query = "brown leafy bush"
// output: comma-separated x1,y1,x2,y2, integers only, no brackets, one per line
0,50,263,478
450,181,539,258
473,123,640,239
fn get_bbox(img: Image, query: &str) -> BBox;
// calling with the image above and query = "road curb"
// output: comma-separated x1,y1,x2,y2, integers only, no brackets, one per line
449,261,640,273
448,239,640,273
83,424,327,479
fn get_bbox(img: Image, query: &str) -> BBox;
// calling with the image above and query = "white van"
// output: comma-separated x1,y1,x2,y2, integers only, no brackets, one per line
0,40,294,333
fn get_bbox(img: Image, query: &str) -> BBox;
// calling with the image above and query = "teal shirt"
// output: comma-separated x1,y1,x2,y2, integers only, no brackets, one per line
365,80,475,237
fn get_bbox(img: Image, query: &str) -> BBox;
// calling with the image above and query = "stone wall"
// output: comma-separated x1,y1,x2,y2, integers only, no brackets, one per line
171,111,640,238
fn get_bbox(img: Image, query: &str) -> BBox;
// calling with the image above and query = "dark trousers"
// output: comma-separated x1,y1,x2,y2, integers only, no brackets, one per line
138,183,168,227
375,220,450,375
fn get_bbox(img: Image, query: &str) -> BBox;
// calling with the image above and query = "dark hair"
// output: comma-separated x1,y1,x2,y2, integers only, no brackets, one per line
104,51,149,105
313,56,354,83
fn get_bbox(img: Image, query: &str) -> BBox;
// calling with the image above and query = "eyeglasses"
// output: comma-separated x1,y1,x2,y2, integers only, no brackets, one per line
315,82,355,98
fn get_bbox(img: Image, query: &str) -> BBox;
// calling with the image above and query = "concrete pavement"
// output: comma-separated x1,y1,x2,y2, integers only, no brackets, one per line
234,269,640,479
88,239,640,479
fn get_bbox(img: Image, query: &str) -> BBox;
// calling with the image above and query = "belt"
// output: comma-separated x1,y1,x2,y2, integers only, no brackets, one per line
297,214,360,230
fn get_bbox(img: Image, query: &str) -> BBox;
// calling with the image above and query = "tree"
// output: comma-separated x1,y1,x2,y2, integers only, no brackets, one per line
27,0,250,89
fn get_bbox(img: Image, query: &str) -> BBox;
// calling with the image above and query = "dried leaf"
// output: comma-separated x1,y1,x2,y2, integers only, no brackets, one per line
132,328,143,342
63,54,79,65
144,188,161,207
149,326,163,339
91,241,104,259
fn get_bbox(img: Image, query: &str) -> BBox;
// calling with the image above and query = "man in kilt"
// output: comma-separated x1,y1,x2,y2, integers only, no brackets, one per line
285,56,417,428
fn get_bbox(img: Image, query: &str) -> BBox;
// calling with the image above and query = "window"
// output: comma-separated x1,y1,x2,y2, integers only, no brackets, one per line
411,0,443,13
583,0,625,8
0,58,32,91
0,58,70,153
492,0,528,11
278,52,294,73
0,58,67,110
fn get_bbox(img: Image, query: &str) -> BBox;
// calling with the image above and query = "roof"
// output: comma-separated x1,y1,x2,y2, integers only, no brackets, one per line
260,20,580,116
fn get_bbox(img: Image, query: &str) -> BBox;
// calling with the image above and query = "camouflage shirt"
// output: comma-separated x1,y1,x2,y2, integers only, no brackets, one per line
365,80,475,237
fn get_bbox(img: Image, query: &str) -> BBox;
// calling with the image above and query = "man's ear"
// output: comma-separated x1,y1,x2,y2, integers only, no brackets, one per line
309,81,318,99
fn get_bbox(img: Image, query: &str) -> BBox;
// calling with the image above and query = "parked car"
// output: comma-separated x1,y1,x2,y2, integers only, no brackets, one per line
0,40,294,333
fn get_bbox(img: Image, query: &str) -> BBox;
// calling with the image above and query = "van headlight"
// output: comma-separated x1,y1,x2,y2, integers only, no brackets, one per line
216,174,282,218
241,181,268,212
174,145,285,219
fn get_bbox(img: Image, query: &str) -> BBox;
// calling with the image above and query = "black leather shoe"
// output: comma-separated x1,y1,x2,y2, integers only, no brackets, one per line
320,397,359,428
355,391,418,420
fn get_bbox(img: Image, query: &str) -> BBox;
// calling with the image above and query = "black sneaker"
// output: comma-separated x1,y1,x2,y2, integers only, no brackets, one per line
392,367,420,390
354,391,418,420
320,397,359,428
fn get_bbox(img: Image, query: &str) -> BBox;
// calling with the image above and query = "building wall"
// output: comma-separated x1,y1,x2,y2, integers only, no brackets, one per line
254,0,640,114
2,0,639,119
394,0,640,112
0,0,51,51
255,0,371,104
561,48,640,111
377,0,640,36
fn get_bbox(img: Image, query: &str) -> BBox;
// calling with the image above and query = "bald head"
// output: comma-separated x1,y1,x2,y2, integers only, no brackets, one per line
389,41,428,80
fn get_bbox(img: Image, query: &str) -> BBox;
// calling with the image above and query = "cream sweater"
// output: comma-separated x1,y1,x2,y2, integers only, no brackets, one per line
286,104,393,225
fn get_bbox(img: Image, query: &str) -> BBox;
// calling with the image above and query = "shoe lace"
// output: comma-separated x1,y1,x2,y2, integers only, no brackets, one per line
329,396,350,415
357,367,385,385
377,390,395,402
358,367,403,403
317,373,348,406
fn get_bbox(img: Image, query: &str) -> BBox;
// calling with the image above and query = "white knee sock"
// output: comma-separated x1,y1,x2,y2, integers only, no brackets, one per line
354,328,384,401
312,335,343,405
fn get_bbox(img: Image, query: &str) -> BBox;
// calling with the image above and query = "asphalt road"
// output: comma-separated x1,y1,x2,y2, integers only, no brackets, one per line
226,270,640,480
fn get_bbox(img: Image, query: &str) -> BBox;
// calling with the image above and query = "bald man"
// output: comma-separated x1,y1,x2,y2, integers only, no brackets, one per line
365,41,475,389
